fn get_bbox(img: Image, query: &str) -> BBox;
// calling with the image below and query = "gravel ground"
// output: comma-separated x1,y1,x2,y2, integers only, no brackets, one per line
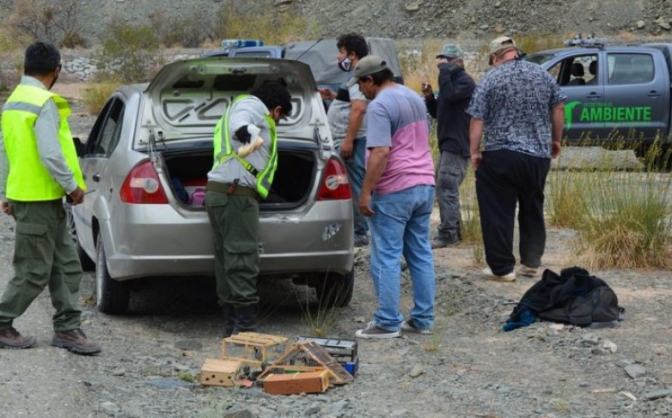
0,88,671,418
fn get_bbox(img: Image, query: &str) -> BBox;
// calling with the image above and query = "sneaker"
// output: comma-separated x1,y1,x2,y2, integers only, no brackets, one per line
401,318,433,335
0,327,36,349
482,267,516,282
52,328,102,355
354,234,369,248
355,321,401,339
431,238,459,249
517,265,539,277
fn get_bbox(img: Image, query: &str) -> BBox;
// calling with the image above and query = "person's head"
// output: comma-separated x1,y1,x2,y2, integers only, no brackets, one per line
346,55,395,100
250,81,293,124
436,44,464,67
24,41,62,89
488,36,518,66
336,33,368,71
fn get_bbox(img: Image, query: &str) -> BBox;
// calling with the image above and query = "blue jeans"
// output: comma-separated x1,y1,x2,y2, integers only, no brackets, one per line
337,137,369,237
369,184,436,331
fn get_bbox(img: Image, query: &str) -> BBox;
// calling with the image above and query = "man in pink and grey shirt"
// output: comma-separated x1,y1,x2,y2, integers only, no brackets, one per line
348,55,437,339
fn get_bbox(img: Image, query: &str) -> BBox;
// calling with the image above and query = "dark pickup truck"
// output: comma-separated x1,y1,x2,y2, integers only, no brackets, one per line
524,42,672,145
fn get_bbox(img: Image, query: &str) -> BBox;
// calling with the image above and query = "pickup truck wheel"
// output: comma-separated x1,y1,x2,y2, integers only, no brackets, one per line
65,202,95,272
95,232,130,314
314,270,354,308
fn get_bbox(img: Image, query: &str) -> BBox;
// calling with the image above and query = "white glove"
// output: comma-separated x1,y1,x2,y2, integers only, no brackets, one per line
238,137,264,158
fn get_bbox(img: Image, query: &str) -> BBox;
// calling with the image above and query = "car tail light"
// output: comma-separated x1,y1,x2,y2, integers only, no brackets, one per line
317,157,351,200
119,161,169,204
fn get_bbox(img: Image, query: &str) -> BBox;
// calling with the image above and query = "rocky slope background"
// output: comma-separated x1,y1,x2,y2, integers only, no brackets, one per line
0,0,671,44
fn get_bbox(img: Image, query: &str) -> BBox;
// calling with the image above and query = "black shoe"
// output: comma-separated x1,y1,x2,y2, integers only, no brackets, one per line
235,304,258,333
431,238,459,249
354,234,369,247
222,304,237,338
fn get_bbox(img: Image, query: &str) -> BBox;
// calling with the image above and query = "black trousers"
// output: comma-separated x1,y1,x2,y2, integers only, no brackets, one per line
475,149,551,276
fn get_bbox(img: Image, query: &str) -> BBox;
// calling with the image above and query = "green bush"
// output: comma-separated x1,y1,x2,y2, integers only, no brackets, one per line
96,18,162,83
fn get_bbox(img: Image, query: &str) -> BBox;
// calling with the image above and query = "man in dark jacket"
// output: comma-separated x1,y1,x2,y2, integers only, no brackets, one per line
422,44,476,248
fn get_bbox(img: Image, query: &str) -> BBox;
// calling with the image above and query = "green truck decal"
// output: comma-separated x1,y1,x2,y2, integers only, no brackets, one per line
565,100,652,129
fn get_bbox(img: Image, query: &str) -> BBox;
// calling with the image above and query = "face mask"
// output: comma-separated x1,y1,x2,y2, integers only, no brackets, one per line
338,57,351,72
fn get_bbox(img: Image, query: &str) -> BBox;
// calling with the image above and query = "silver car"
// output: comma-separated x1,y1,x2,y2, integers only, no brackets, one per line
69,57,354,314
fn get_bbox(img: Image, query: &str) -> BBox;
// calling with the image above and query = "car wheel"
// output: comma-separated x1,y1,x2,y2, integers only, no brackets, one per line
314,270,354,308
95,231,130,314
64,202,95,271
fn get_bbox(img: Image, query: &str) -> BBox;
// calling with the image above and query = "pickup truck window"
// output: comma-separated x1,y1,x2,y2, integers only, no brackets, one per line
545,54,598,86
607,53,654,85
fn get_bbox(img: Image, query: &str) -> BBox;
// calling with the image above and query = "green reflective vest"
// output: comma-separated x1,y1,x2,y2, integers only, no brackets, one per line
212,95,278,198
2,84,85,201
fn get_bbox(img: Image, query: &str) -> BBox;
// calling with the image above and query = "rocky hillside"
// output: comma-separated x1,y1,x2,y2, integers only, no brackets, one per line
0,0,670,43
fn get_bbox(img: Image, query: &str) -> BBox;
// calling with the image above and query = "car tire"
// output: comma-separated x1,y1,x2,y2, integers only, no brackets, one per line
314,270,354,308
95,231,130,314
65,202,95,271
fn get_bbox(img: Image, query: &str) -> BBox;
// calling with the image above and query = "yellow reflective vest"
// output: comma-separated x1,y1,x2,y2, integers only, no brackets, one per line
212,95,278,198
2,84,85,201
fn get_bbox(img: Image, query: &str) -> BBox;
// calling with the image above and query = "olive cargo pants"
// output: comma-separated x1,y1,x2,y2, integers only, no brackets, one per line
205,190,260,307
0,199,83,332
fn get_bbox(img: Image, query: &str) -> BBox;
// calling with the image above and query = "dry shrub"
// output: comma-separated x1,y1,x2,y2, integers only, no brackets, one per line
570,143,672,269
96,17,162,83
149,9,215,48
215,6,319,46
6,0,86,48
81,82,120,115
0,26,29,90
399,39,443,93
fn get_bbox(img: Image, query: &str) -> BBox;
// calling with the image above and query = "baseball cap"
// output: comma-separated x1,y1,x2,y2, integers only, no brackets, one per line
488,36,517,65
346,55,390,87
436,44,463,59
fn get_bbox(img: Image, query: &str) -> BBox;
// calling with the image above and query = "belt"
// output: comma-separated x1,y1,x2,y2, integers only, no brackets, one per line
206,181,259,200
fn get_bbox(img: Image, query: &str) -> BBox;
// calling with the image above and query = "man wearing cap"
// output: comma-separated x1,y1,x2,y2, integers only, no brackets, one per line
422,44,476,249
348,55,436,339
467,36,566,282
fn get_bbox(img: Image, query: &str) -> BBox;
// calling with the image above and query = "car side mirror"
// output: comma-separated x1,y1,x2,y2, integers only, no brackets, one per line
73,137,86,157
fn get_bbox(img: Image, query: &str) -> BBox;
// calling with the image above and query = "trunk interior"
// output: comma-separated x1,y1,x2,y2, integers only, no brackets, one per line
162,149,317,210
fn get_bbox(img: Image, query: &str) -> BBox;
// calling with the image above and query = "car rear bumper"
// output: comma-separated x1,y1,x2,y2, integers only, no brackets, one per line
99,201,354,280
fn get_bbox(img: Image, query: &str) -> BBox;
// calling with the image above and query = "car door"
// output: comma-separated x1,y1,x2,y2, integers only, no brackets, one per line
545,52,608,141
602,51,669,141
75,97,126,253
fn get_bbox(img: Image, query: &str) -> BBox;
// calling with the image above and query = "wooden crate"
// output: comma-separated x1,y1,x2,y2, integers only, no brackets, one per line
263,369,331,395
200,358,244,387
220,332,290,366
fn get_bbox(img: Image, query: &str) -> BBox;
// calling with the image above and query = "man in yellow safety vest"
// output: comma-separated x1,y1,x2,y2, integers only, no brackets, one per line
0,41,101,355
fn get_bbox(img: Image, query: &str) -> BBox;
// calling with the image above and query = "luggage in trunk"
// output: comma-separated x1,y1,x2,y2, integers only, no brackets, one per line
163,149,316,208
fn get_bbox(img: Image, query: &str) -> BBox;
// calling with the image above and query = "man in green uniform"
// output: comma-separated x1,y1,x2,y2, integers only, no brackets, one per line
0,41,101,355
206,82,292,337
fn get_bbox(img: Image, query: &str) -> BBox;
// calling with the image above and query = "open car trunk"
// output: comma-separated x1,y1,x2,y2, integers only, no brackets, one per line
162,146,317,209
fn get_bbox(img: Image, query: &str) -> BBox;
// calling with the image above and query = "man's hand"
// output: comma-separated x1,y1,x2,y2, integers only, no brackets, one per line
358,192,374,217
319,88,336,101
421,83,433,98
1,202,10,216
470,151,483,171
438,62,459,73
552,140,561,158
68,187,85,206
340,139,354,159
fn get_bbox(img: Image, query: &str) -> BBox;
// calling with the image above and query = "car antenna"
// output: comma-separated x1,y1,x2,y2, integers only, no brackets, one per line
291,38,324,61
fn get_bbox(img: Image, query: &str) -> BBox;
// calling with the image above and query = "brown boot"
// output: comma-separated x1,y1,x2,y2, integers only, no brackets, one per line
52,328,101,355
0,327,37,349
